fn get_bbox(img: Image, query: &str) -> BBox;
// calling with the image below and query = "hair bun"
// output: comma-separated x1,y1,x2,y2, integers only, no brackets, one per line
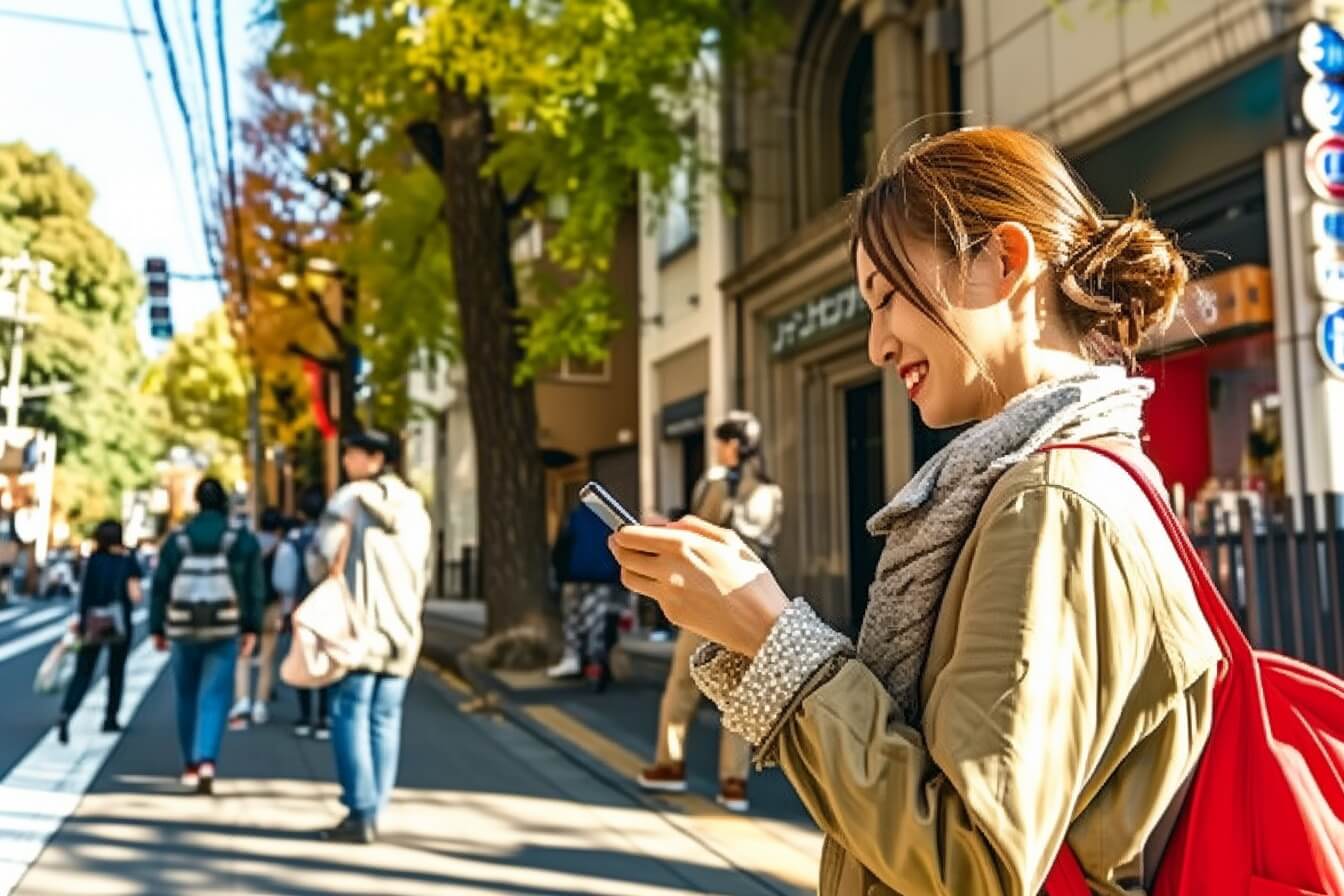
1059,202,1189,357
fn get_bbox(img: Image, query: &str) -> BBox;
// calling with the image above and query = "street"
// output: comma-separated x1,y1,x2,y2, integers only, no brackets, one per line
0,597,821,896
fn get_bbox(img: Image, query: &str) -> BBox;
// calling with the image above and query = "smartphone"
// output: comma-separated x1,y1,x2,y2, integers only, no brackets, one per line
580,481,638,531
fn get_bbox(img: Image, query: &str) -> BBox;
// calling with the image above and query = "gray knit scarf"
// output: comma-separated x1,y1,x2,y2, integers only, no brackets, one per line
860,367,1152,724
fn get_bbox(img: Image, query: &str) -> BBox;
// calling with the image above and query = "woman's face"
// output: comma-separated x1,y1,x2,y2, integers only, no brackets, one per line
856,224,1038,428
714,437,740,467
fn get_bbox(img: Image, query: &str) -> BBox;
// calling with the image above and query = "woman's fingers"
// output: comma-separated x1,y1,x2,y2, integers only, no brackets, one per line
668,515,737,546
611,523,696,555
610,540,667,582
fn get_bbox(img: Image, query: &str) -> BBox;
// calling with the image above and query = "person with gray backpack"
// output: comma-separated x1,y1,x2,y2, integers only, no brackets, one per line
149,478,265,795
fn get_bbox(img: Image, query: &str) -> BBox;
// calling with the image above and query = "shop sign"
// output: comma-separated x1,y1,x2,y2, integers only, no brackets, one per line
1315,248,1344,302
1303,77,1344,134
1145,265,1274,353
768,282,866,358
1300,19,1344,79
1306,132,1344,201
1311,201,1344,246
1317,305,1344,380
661,392,706,439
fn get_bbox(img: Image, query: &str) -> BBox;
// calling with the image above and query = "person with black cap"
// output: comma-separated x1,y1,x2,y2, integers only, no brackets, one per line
149,477,265,795
636,410,783,813
311,428,431,844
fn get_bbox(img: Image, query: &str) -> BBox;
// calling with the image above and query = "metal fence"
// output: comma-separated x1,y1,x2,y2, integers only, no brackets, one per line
1181,492,1344,676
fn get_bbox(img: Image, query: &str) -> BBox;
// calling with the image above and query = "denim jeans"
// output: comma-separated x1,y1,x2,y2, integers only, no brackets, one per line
330,672,409,824
170,638,238,766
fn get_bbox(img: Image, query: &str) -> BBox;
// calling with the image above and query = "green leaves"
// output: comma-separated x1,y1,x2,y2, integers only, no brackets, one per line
264,0,779,383
0,142,163,527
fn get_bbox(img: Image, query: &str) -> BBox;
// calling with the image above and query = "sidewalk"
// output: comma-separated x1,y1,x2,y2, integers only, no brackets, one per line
11,630,821,895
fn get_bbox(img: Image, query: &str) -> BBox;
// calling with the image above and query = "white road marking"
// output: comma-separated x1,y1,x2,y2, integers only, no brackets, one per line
0,608,146,667
0,623,168,895
6,607,71,635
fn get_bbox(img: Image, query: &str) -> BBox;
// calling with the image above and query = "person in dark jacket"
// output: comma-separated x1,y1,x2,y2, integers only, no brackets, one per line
149,478,265,794
546,500,625,684
57,519,142,744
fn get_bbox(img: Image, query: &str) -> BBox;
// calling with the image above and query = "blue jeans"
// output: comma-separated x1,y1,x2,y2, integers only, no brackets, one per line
330,672,408,824
170,638,238,767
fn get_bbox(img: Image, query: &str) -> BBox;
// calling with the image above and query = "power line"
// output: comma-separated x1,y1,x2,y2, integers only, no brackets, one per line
119,0,196,268
149,0,222,283
189,0,226,208
0,8,148,35
213,0,251,316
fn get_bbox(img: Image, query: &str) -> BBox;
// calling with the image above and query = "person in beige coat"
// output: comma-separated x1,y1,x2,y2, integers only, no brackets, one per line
610,127,1221,895
638,411,783,812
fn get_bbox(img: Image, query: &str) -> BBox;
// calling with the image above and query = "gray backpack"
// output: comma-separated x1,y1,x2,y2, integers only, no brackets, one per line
165,529,241,641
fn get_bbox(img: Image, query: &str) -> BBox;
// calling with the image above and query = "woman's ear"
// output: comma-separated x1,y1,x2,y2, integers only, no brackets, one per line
988,221,1036,299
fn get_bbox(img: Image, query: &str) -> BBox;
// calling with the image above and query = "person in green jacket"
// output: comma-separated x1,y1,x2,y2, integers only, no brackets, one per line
150,478,265,795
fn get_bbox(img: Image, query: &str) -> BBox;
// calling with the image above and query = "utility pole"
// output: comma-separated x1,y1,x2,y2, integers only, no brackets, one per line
0,252,53,431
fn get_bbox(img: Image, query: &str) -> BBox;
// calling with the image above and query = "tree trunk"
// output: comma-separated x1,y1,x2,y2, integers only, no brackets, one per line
431,81,553,636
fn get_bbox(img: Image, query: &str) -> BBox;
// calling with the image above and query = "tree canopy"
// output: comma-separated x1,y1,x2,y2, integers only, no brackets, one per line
0,142,163,528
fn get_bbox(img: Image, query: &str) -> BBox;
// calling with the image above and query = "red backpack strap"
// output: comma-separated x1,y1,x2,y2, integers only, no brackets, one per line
1039,442,1242,895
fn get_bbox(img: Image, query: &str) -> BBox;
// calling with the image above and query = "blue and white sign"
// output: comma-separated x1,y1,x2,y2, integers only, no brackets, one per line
1317,305,1344,380
1300,20,1344,79
1304,77,1344,133
1315,249,1344,302
1312,202,1344,246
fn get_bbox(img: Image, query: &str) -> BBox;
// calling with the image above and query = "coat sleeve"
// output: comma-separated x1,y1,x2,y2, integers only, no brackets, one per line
765,486,1154,895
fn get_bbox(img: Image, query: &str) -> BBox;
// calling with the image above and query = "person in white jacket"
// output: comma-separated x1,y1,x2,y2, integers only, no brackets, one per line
636,411,783,812
314,430,431,845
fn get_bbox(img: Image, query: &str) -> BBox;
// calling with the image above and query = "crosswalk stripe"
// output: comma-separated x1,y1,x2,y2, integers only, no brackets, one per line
0,606,30,625
6,606,71,635
0,608,147,667
0,625,168,895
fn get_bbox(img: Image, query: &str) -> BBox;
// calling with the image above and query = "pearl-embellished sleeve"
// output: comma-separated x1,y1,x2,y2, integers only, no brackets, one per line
689,597,854,751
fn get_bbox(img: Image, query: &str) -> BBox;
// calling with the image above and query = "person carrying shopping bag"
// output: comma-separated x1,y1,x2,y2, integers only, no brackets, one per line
56,519,141,743
308,430,431,845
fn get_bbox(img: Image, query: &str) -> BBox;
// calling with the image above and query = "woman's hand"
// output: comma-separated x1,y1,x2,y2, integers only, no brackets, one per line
610,516,789,657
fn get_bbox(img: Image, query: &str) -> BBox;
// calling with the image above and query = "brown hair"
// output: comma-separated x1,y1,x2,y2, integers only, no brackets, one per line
850,127,1188,369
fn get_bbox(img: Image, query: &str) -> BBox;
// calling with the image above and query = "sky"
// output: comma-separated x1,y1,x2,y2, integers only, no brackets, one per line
0,0,264,352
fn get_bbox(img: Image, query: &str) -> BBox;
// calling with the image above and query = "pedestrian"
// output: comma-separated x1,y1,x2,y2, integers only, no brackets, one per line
637,410,783,813
545,498,625,689
314,429,431,844
56,519,141,743
610,127,1224,894
273,484,330,739
150,478,264,795
229,506,286,730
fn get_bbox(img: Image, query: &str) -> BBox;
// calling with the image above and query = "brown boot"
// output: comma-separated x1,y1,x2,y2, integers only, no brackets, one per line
637,761,687,793
717,777,749,813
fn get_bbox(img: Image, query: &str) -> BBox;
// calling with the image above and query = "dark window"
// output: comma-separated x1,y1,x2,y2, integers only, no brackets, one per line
841,34,875,195
844,380,885,634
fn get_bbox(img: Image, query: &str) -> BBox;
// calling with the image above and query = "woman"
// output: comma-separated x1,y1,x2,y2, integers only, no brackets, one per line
610,127,1221,895
58,519,142,743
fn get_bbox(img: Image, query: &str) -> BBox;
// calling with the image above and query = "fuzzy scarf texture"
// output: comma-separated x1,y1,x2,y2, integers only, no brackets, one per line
860,367,1152,723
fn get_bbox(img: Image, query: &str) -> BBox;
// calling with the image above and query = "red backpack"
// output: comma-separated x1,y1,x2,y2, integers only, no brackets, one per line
1042,444,1344,896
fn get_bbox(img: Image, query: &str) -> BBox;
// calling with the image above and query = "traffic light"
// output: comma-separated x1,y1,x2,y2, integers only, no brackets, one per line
145,257,172,339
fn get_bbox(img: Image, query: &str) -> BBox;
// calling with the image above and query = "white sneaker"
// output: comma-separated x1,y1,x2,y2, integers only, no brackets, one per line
294,722,312,737
227,699,250,731
546,653,581,679
251,702,269,725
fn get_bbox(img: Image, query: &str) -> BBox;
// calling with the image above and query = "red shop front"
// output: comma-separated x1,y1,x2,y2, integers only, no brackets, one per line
1141,265,1282,506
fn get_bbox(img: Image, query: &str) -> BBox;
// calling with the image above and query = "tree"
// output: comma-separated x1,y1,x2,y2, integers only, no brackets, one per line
262,0,778,637
0,142,163,529
140,308,249,484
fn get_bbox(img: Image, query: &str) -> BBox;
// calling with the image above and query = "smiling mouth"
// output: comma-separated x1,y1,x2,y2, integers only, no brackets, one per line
900,362,928,397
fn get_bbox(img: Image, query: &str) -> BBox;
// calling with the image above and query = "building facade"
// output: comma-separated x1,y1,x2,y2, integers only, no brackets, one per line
692,0,1344,635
